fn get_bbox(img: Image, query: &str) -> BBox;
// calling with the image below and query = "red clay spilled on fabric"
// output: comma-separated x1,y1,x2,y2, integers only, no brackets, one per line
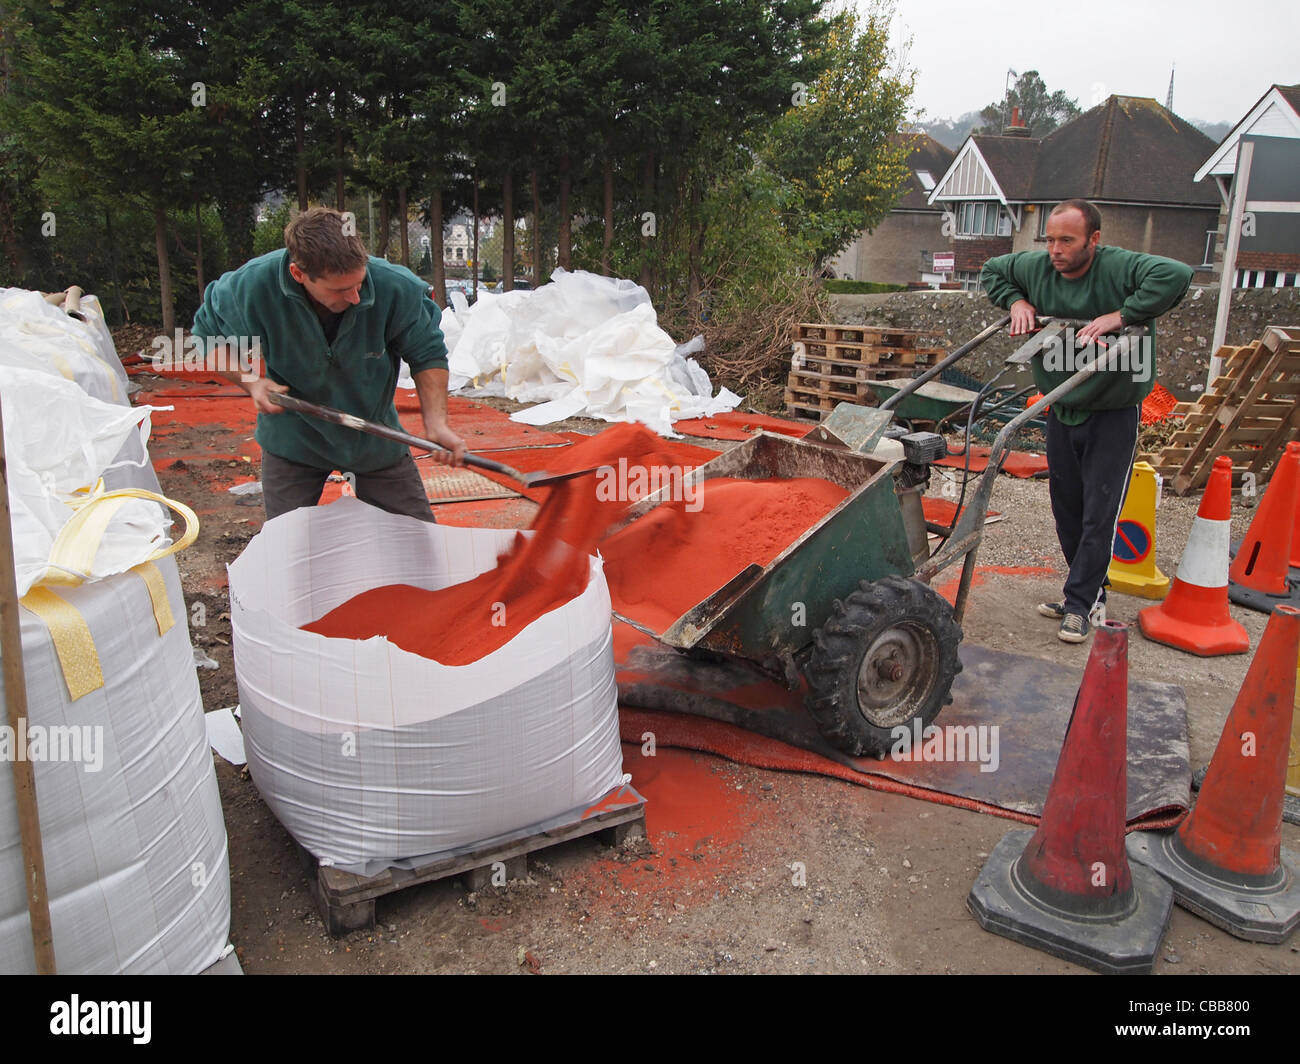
303,422,686,664
601,477,848,633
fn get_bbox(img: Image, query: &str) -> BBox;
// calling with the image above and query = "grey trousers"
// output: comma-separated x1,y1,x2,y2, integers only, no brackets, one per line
260,449,435,523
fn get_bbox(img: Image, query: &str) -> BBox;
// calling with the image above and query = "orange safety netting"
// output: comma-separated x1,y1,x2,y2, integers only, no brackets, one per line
1028,383,1180,426
1141,383,1179,425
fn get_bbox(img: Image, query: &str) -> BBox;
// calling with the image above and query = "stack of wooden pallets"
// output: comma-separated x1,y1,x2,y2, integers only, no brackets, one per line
1140,326,1300,495
784,323,946,422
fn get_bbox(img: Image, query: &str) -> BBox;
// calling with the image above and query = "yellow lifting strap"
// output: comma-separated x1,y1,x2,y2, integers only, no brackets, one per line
19,487,198,700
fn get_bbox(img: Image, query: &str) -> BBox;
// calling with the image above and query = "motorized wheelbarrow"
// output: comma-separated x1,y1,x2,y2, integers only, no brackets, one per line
613,317,1151,757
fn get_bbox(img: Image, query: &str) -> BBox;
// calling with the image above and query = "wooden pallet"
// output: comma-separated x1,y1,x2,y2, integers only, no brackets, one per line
793,340,943,367
784,397,852,422
298,783,647,936
796,323,942,347
786,322,943,422
793,355,920,381
1139,327,1300,494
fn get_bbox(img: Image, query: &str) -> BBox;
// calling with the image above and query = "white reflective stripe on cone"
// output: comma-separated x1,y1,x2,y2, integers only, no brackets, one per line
1177,519,1231,588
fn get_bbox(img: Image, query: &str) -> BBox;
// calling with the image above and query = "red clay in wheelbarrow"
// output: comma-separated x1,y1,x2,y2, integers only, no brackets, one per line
601,477,848,633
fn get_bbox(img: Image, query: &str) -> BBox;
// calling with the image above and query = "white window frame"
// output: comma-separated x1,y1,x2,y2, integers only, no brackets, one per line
957,201,1003,237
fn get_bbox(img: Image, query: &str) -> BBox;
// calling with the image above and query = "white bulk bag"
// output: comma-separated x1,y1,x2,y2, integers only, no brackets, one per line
228,497,626,876
0,368,172,597
0,555,231,974
0,289,127,405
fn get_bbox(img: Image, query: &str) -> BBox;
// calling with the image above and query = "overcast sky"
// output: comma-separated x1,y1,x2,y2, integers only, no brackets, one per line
868,0,1299,126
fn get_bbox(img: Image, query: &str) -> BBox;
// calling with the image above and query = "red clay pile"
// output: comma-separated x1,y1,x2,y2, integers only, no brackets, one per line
305,424,847,663
602,477,847,632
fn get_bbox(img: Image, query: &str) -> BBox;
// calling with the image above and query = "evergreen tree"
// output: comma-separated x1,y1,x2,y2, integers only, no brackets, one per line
974,70,1080,137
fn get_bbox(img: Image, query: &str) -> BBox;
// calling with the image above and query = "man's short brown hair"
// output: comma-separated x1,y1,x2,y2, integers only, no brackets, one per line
284,207,368,279
1050,198,1102,237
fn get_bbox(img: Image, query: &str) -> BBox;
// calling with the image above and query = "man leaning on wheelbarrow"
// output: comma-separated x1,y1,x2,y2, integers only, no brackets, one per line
981,198,1193,644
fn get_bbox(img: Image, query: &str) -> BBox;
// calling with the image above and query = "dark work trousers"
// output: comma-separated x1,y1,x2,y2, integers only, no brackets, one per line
1045,405,1139,617
260,450,436,523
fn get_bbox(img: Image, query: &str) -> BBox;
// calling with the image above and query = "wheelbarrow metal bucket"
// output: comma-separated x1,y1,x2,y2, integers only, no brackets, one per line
867,377,981,423
610,432,915,664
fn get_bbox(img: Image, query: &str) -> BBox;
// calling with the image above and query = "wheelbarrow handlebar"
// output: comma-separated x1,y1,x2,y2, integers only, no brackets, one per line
879,314,1010,412
919,330,1149,600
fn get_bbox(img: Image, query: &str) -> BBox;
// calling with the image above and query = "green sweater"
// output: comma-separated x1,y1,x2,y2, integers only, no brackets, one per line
192,250,448,472
981,246,1193,425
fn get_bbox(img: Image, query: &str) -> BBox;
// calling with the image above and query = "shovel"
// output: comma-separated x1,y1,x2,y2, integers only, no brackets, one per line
267,393,594,488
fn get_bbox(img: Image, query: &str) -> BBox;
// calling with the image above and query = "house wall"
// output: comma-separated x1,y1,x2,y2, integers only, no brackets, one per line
1012,208,1045,253
1095,204,1219,265
831,211,947,284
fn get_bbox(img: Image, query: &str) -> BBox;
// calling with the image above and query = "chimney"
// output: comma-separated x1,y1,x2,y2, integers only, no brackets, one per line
1003,105,1032,137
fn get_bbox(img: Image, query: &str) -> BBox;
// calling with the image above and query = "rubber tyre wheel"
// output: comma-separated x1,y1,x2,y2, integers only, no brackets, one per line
804,574,963,757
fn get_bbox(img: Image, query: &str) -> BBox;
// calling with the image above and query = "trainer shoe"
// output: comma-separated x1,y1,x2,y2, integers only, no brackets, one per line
1058,613,1090,643
1037,601,1066,619
1088,601,1107,627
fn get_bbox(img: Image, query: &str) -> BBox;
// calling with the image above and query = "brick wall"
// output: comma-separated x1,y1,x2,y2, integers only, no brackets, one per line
954,236,1012,272
1237,251,1300,272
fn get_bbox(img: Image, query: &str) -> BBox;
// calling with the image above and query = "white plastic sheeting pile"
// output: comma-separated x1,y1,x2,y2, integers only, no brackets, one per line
424,269,741,435
0,290,231,973
229,498,626,876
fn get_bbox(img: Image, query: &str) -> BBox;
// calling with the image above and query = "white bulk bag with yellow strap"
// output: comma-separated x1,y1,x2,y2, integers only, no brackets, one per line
0,366,168,597
0,376,229,973
228,497,626,877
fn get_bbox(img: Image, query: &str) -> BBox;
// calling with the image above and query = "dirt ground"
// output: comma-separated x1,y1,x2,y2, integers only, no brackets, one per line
149,380,1300,979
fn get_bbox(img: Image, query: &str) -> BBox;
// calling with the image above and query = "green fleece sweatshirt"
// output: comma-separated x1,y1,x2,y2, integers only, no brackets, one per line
981,246,1193,425
192,250,448,472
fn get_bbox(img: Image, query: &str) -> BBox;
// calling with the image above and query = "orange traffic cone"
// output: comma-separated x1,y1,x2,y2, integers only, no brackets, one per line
1129,604,1300,942
969,621,1173,973
1139,456,1249,656
1229,441,1300,612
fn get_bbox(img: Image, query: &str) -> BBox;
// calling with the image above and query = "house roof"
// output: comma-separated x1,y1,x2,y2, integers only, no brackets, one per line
929,95,1218,208
969,135,1040,200
1195,84,1300,182
893,133,956,209
1037,96,1216,205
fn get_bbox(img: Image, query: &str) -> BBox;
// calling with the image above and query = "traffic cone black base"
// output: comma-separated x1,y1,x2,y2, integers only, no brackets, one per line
968,828,1175,975
1127,831,1300,943
1228,540,1300,613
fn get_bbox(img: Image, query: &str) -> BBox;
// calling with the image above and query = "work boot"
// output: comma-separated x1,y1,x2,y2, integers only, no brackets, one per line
1037,601,1066,620
1058,613,1090,643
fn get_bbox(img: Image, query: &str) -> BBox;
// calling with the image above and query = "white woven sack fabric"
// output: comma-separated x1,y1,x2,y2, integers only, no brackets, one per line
0,289,127,405
0,289,160,495
0,556,231,973
228,497,625,876
0,367,169,596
